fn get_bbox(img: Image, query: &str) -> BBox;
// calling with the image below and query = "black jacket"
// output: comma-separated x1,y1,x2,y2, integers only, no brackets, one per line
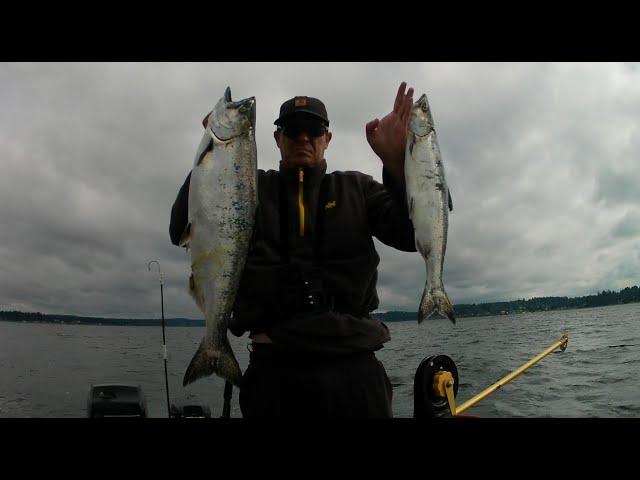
170,159,416,354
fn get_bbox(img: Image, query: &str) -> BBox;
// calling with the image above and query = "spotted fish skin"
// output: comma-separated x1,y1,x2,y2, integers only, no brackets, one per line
181,87,257,387
405,93,455,324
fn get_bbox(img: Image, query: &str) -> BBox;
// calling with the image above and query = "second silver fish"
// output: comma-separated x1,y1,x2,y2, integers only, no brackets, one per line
405,93,455,324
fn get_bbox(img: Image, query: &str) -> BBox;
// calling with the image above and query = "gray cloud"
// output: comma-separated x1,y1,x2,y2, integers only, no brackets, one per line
596,170,640,206
1,62,639,318
611,210,640,238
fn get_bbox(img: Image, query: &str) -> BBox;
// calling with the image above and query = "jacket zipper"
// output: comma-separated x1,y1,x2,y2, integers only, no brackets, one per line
298,167,305,237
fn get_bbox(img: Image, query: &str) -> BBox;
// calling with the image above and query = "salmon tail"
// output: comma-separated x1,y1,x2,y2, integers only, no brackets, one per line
182,336,242,387
418,286,456,325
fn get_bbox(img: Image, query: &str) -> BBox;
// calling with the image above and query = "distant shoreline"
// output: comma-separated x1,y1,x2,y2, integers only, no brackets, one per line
2,285,638,326
0,313,204,327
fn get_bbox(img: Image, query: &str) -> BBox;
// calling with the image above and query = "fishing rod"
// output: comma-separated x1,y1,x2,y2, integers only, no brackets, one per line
414,334,569,417
148,260,172,418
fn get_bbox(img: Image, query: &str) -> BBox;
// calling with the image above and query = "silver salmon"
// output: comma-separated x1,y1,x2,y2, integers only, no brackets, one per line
179,87,257,387
405,93,455,324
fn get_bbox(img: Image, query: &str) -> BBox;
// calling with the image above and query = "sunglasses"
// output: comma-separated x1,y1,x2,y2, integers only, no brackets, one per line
280,121,328,139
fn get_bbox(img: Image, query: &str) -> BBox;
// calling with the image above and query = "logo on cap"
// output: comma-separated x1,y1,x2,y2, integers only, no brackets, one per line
294,97,308,107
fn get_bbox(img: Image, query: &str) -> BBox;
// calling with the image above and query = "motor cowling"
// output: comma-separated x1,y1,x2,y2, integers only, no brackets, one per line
87,384,147,418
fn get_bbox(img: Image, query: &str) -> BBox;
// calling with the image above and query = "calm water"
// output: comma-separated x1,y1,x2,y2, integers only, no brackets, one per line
1,303,639,418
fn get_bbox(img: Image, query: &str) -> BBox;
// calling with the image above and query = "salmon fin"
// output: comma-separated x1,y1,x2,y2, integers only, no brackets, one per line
415,235,430,258
179,222,192,248
188,273,205,312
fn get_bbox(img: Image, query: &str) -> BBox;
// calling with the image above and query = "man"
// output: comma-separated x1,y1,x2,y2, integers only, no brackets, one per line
170,82,417,418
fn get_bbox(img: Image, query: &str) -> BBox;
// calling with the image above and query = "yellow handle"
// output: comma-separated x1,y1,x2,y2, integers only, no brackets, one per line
445,334,569,416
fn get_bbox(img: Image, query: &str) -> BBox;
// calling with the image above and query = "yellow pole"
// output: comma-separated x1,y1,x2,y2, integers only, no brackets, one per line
452,334,569,416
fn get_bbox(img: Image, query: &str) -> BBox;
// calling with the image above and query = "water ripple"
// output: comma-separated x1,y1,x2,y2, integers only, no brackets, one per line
2,303,640,417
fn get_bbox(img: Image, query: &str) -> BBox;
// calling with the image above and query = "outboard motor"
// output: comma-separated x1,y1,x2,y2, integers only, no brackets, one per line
87,384,147,418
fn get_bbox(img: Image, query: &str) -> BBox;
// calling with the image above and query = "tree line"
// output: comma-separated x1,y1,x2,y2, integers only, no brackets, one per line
0,311,203,327
377,285,640,321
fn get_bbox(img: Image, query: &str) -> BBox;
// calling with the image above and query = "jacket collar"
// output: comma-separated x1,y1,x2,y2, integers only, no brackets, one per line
279,159,327,189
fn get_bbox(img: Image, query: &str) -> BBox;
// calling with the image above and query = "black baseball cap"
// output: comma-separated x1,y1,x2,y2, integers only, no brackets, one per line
274,96,329,127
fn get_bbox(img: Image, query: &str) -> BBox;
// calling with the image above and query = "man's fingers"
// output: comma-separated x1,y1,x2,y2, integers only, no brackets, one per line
366,118,379,133
405,90,414,119
365,118,379,138
393,82,407,113
406,87,414,102
399,87,414,123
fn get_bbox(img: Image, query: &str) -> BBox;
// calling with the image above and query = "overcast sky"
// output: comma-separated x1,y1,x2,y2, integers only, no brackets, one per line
1,62,639,319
